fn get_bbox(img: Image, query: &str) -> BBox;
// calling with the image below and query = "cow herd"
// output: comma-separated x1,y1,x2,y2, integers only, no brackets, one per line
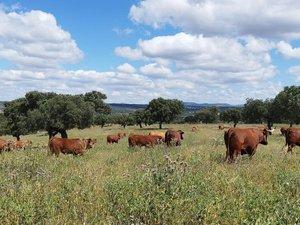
0,126,299,163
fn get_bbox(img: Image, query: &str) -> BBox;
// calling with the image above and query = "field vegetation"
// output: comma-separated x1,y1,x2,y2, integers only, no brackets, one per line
0,124,299,224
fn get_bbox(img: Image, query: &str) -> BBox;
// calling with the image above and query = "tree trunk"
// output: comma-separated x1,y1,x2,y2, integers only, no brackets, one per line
159,122,162,129
101,124,104,128
15,135,20,141
267,121,273,130
234,123,237,127
47,128,68,139
139,123,143,128
290,122,293,127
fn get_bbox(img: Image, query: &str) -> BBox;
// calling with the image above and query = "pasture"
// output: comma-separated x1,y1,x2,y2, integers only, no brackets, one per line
0,124,299,224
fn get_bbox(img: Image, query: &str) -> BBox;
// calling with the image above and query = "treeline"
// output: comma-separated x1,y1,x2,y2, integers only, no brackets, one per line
0,86,299,139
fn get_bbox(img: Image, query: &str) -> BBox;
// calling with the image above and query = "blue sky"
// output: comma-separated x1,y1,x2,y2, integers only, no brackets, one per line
0,0,299,103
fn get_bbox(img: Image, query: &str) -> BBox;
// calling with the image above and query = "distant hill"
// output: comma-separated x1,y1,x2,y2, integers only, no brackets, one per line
109,102,240,113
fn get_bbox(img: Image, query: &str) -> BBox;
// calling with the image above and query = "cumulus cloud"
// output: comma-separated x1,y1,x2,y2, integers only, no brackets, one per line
277,41,300,59
140,63,172,77
114,46,144,60
0,9,83,69
117,63,136,74
130,0,300,39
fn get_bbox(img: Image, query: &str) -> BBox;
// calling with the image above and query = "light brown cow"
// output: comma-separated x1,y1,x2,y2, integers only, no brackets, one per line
165,130,184,147
282,128,300,153
191,127,198,132
0,139,11,152
149,131,165,141
11,140,32,150
49,137,96,156
118,132,126,138
224,128,268,163
128,134,163,148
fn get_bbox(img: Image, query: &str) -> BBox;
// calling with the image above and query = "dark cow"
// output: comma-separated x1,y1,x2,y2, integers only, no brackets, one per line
224,128,268,163
49,137,96,156
107,135,121,144
128,134,163,148
165,130,184,147
280,127,288,136
282,128,300,153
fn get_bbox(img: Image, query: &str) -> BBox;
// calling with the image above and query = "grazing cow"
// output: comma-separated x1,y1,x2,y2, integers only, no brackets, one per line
107,135,121,144
11,140,32,150
149,131,165,141
280,127,288,136
128,135,163,148
191,127,197,132
0,139,11,152
224,128,268,163
49,137,96,156
165,130,184,147
282,128,300,153
118,132,126,138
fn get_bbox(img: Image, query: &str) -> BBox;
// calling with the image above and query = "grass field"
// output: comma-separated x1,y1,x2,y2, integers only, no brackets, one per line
0,124,299,224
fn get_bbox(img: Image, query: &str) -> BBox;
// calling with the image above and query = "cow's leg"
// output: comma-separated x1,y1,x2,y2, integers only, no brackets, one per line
287,144,294,154
281,144,289,154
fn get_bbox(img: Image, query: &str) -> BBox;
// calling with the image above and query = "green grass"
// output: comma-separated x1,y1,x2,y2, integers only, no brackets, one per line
0,124,299,224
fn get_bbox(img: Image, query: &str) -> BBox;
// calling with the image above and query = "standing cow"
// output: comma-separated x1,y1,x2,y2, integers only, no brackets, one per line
0,139,11,152
224,128,269,163
107,135,121,144
49,137,96,156
165,130,184,147
149,131,165,141
282,128,300,153
128,134,163,148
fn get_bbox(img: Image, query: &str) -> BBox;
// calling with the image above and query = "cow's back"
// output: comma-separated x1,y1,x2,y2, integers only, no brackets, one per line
286,128,300,146
49,138,85,155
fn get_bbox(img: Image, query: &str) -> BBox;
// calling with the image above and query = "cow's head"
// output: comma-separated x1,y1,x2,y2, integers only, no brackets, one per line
260,129,268,145
178,130,184,140
85,138,97,149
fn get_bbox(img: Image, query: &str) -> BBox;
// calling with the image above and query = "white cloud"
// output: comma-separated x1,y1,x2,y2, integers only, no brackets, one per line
113,27,134,36
130,0,300,39
0,9,83,69
140,63,172,77
277,41,300,59
116,63,136,74
288,66,300,81
114,46,144,60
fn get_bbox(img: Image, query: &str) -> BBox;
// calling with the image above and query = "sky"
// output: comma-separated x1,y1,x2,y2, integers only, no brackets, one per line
0,0,300,104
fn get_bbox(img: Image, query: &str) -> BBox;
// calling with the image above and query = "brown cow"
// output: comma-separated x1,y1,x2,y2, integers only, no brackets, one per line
280,127,288,136
49,137,96,156
149,131,165,141
107,135,121,144
128,134,163,148
224,128,268,163
118,132,126,138
165,130,184,147
282,128,300,153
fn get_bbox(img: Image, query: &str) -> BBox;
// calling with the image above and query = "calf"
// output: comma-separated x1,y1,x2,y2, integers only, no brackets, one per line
0,139,11,152
49,137,96,156
107,135,121,144
165,130,184,147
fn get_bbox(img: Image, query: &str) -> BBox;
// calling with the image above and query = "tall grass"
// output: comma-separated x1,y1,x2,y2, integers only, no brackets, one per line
0,124,299,224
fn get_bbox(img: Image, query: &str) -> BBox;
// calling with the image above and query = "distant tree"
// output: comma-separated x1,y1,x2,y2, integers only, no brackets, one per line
94,114,109,128
184,115,197,123
133,110,145,128
195,107,219,124
242,99,267,124
220,108,242,127
3,98,30,140
146,98,184,129
0,113,9,136
272,86,300,127
114,113,135,128
84,91,111,114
